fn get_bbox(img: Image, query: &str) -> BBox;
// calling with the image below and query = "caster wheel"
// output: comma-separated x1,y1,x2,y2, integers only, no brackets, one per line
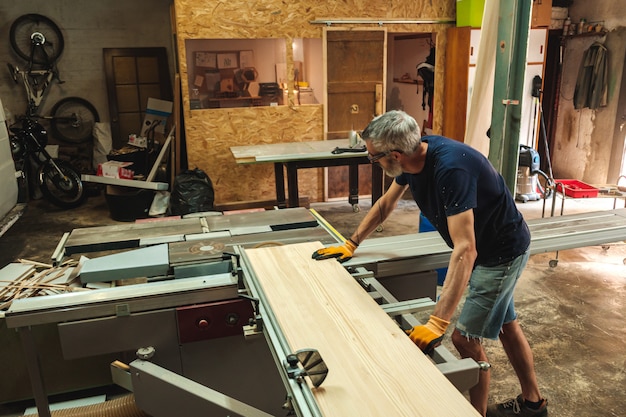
375,224,384,232
352,204,360,213
601,245,610,251
549,259,558,268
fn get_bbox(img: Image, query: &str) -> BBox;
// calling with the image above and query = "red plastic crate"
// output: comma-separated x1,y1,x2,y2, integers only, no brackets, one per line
555,179,598,198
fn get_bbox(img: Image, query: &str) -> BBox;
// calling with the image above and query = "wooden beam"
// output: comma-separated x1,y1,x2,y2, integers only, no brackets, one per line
244,241,480,417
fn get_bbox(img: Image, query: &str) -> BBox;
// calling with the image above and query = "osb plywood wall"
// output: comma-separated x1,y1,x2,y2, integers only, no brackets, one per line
174,0,455,205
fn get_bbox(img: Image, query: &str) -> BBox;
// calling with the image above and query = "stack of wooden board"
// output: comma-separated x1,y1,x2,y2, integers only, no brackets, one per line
244,241,480,417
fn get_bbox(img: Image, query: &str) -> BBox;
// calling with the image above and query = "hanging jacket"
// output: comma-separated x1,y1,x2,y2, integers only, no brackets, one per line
574,42,608,110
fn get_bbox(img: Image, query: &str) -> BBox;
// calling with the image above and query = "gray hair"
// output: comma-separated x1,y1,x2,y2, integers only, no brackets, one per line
361,110,422,154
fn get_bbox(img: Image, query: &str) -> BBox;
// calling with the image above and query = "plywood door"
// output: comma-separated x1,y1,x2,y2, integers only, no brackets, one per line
442,26,471,142
104,48,173,149
325,29,385,200
244,241,481,417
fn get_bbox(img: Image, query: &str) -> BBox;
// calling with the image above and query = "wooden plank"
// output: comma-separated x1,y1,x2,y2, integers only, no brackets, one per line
173,72,182,181
442,26,471,142
147,127,174,182
244,241,480,417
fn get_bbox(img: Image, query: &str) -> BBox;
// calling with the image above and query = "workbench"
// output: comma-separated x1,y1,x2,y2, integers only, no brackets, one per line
230,139,384,209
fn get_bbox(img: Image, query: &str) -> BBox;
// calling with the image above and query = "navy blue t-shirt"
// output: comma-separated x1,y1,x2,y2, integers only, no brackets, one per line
395,135,530,266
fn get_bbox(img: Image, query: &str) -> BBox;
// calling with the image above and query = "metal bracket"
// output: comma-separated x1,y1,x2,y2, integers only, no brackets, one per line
241,294,263,337
223,251,244,288
284,348,329,388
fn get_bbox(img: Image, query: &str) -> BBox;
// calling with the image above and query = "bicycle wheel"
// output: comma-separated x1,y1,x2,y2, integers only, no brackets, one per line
49,97,100,144
39,159,86,209
10,14,64,66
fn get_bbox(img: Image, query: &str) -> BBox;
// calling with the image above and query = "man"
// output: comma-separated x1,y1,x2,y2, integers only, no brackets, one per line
312,110,547,417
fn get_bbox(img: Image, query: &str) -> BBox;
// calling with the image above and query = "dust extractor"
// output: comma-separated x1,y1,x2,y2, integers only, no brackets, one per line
515,75,554,203
516,145,552,202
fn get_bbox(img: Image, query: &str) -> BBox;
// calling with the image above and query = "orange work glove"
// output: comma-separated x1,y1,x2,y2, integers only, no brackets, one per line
407,315,451,354
311,239,358,263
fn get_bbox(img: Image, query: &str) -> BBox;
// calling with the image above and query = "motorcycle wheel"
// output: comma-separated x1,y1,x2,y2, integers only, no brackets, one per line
39,159,86,209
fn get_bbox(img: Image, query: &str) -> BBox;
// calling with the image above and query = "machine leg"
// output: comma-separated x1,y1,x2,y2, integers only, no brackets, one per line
348,164,359,210
274,163,287,209
18,327,51,417
286,163,299,208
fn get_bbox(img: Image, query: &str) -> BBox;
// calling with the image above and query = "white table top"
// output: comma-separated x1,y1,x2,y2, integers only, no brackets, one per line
230,138,367,164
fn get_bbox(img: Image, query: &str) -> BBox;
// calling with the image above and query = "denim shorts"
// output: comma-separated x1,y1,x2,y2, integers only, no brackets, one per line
456,251,530,340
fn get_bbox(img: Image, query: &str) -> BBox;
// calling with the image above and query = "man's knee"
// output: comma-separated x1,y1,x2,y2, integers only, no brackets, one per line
451,329,481,355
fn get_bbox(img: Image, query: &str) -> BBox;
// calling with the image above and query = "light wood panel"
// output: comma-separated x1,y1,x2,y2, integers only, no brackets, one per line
442,26,471,142
244,241,480,417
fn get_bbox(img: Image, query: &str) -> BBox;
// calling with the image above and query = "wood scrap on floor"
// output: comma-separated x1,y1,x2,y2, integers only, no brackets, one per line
0,258,85,311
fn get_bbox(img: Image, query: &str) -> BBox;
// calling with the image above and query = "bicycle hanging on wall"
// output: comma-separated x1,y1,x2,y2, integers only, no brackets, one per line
6,13,99,208
8,13,100,143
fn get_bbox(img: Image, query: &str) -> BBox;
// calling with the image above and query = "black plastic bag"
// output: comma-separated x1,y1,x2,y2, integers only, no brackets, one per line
169,168,215,215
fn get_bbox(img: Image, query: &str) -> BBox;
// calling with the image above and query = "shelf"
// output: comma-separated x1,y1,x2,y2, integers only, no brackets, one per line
561,30,607,41
393,77,423,85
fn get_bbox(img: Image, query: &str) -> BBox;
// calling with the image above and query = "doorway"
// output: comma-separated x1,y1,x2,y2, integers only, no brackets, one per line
324,28,385,200
387,33,436,134
323,29,435,201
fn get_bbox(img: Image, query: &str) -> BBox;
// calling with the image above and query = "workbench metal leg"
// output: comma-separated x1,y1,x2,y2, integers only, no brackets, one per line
286,162,299,208
17,326,51,417
348,164,359,209
274,163,287,209
371,164,384,205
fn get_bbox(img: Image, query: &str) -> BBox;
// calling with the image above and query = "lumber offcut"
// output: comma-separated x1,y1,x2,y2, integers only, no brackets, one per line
244,241,480,417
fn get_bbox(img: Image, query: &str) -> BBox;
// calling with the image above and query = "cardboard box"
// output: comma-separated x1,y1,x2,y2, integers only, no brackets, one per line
97,161,134,179
128,134,147,148
140,98,173,136
531,0,552,28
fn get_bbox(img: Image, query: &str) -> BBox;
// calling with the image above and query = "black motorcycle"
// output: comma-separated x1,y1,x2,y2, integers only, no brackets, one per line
10,118,85,209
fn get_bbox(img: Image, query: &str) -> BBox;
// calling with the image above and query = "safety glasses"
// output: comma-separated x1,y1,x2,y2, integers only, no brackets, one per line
367,149,403,163
367,151,390,163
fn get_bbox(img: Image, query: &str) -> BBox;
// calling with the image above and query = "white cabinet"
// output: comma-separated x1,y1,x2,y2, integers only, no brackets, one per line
469,29,481,65
0,100,18,220
527,29,547,63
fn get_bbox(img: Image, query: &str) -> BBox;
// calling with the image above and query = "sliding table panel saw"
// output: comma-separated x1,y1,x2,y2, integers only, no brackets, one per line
5,206,626,416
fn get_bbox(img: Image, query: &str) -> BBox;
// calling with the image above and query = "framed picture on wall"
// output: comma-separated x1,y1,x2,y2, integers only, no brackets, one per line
239,50,255,68
195,51,217,68
217,52,239,69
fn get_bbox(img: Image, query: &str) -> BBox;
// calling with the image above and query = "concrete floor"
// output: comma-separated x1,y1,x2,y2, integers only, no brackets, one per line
1,191,625,416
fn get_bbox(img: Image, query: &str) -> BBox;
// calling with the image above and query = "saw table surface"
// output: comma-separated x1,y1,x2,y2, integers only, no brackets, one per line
244,241,480,417
344,208,626,272
62,208,323,256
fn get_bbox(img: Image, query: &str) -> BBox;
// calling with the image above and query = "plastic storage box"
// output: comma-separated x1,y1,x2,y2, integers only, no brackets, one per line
555,180,599,198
